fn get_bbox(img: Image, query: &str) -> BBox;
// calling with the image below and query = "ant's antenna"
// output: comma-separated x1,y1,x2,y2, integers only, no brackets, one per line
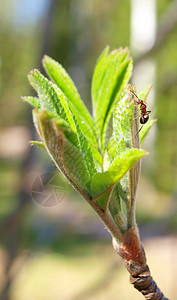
130,89,139,99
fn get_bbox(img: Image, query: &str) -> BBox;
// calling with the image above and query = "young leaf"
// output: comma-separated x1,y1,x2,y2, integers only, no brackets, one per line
101,58,133,148
90,148,147,197
33,110,91,192
111,85,153,226
29,69,98,174
73,115,97,178
140,119,157,146
91,46,110,117
112,90,134,156
42,55,96,136
108,186,127,231
22,96,41,109
111,86,139,160
94,189,114,212
91,47,133,150
28,69,72,127
95,184,126,231
112,85,154,196
28,69,100,163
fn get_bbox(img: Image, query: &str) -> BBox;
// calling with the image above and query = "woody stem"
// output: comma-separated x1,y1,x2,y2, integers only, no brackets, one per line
112,226,169,300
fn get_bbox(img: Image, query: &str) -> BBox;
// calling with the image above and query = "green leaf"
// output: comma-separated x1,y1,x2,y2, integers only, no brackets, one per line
140,119,157,146
108,186,127,231
91,47,133,150
112,91,134,155
28,69,73,128
73,115,96,178
22,96,41,109
110,87,144,210
111,85,153,226
42,55,96,138
28,69,102,167
106,89,132,207
94,189,114,211
33,110,91,191
101,59,133,148
112,85,152,156
90,148,147,197
111,87,139,159
108,185,122,217
23,47,156,236
91,46,110,117
95,184,127,230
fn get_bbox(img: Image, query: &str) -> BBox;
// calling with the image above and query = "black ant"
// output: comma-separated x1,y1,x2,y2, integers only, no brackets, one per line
130,90,151,135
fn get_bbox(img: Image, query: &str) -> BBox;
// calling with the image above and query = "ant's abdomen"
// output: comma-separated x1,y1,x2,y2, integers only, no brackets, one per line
140,114,149,124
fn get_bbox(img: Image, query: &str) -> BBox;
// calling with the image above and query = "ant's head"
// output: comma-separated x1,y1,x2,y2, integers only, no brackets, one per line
137,99,144,105
131,90,144,105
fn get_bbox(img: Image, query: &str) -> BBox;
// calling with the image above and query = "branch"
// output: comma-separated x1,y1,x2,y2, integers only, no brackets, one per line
113,226,169,300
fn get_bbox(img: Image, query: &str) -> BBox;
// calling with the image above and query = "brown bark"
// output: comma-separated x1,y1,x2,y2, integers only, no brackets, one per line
113,226,169,300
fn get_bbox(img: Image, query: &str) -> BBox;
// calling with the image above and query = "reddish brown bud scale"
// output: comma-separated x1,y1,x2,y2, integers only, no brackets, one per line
120,226,145,264
113,226,169,299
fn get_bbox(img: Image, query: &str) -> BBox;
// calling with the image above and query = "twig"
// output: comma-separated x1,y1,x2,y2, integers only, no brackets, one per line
112,227,169,300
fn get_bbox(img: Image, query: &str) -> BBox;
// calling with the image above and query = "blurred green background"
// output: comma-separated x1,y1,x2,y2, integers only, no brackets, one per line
0,0,177,299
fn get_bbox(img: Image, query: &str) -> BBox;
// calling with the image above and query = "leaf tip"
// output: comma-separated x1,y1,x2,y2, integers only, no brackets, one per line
42,54,50,65
27,69,38,81
141,149,149,157
21,96,26,102
29,140,45,149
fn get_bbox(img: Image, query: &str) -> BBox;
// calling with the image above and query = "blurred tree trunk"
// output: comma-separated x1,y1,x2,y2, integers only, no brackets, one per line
0,1,57,300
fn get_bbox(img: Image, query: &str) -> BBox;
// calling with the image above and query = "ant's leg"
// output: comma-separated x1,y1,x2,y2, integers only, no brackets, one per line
135,125,143,137
146,110,151,115
134,114,141,120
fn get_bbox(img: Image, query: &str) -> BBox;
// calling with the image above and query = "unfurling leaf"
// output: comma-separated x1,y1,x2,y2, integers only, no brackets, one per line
24,46,154,242
140,119,157,146
33,110,91,193
91,47,133,150
90,148,147,197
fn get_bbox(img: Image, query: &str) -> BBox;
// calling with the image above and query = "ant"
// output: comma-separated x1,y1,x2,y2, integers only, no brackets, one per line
130,90,151,135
